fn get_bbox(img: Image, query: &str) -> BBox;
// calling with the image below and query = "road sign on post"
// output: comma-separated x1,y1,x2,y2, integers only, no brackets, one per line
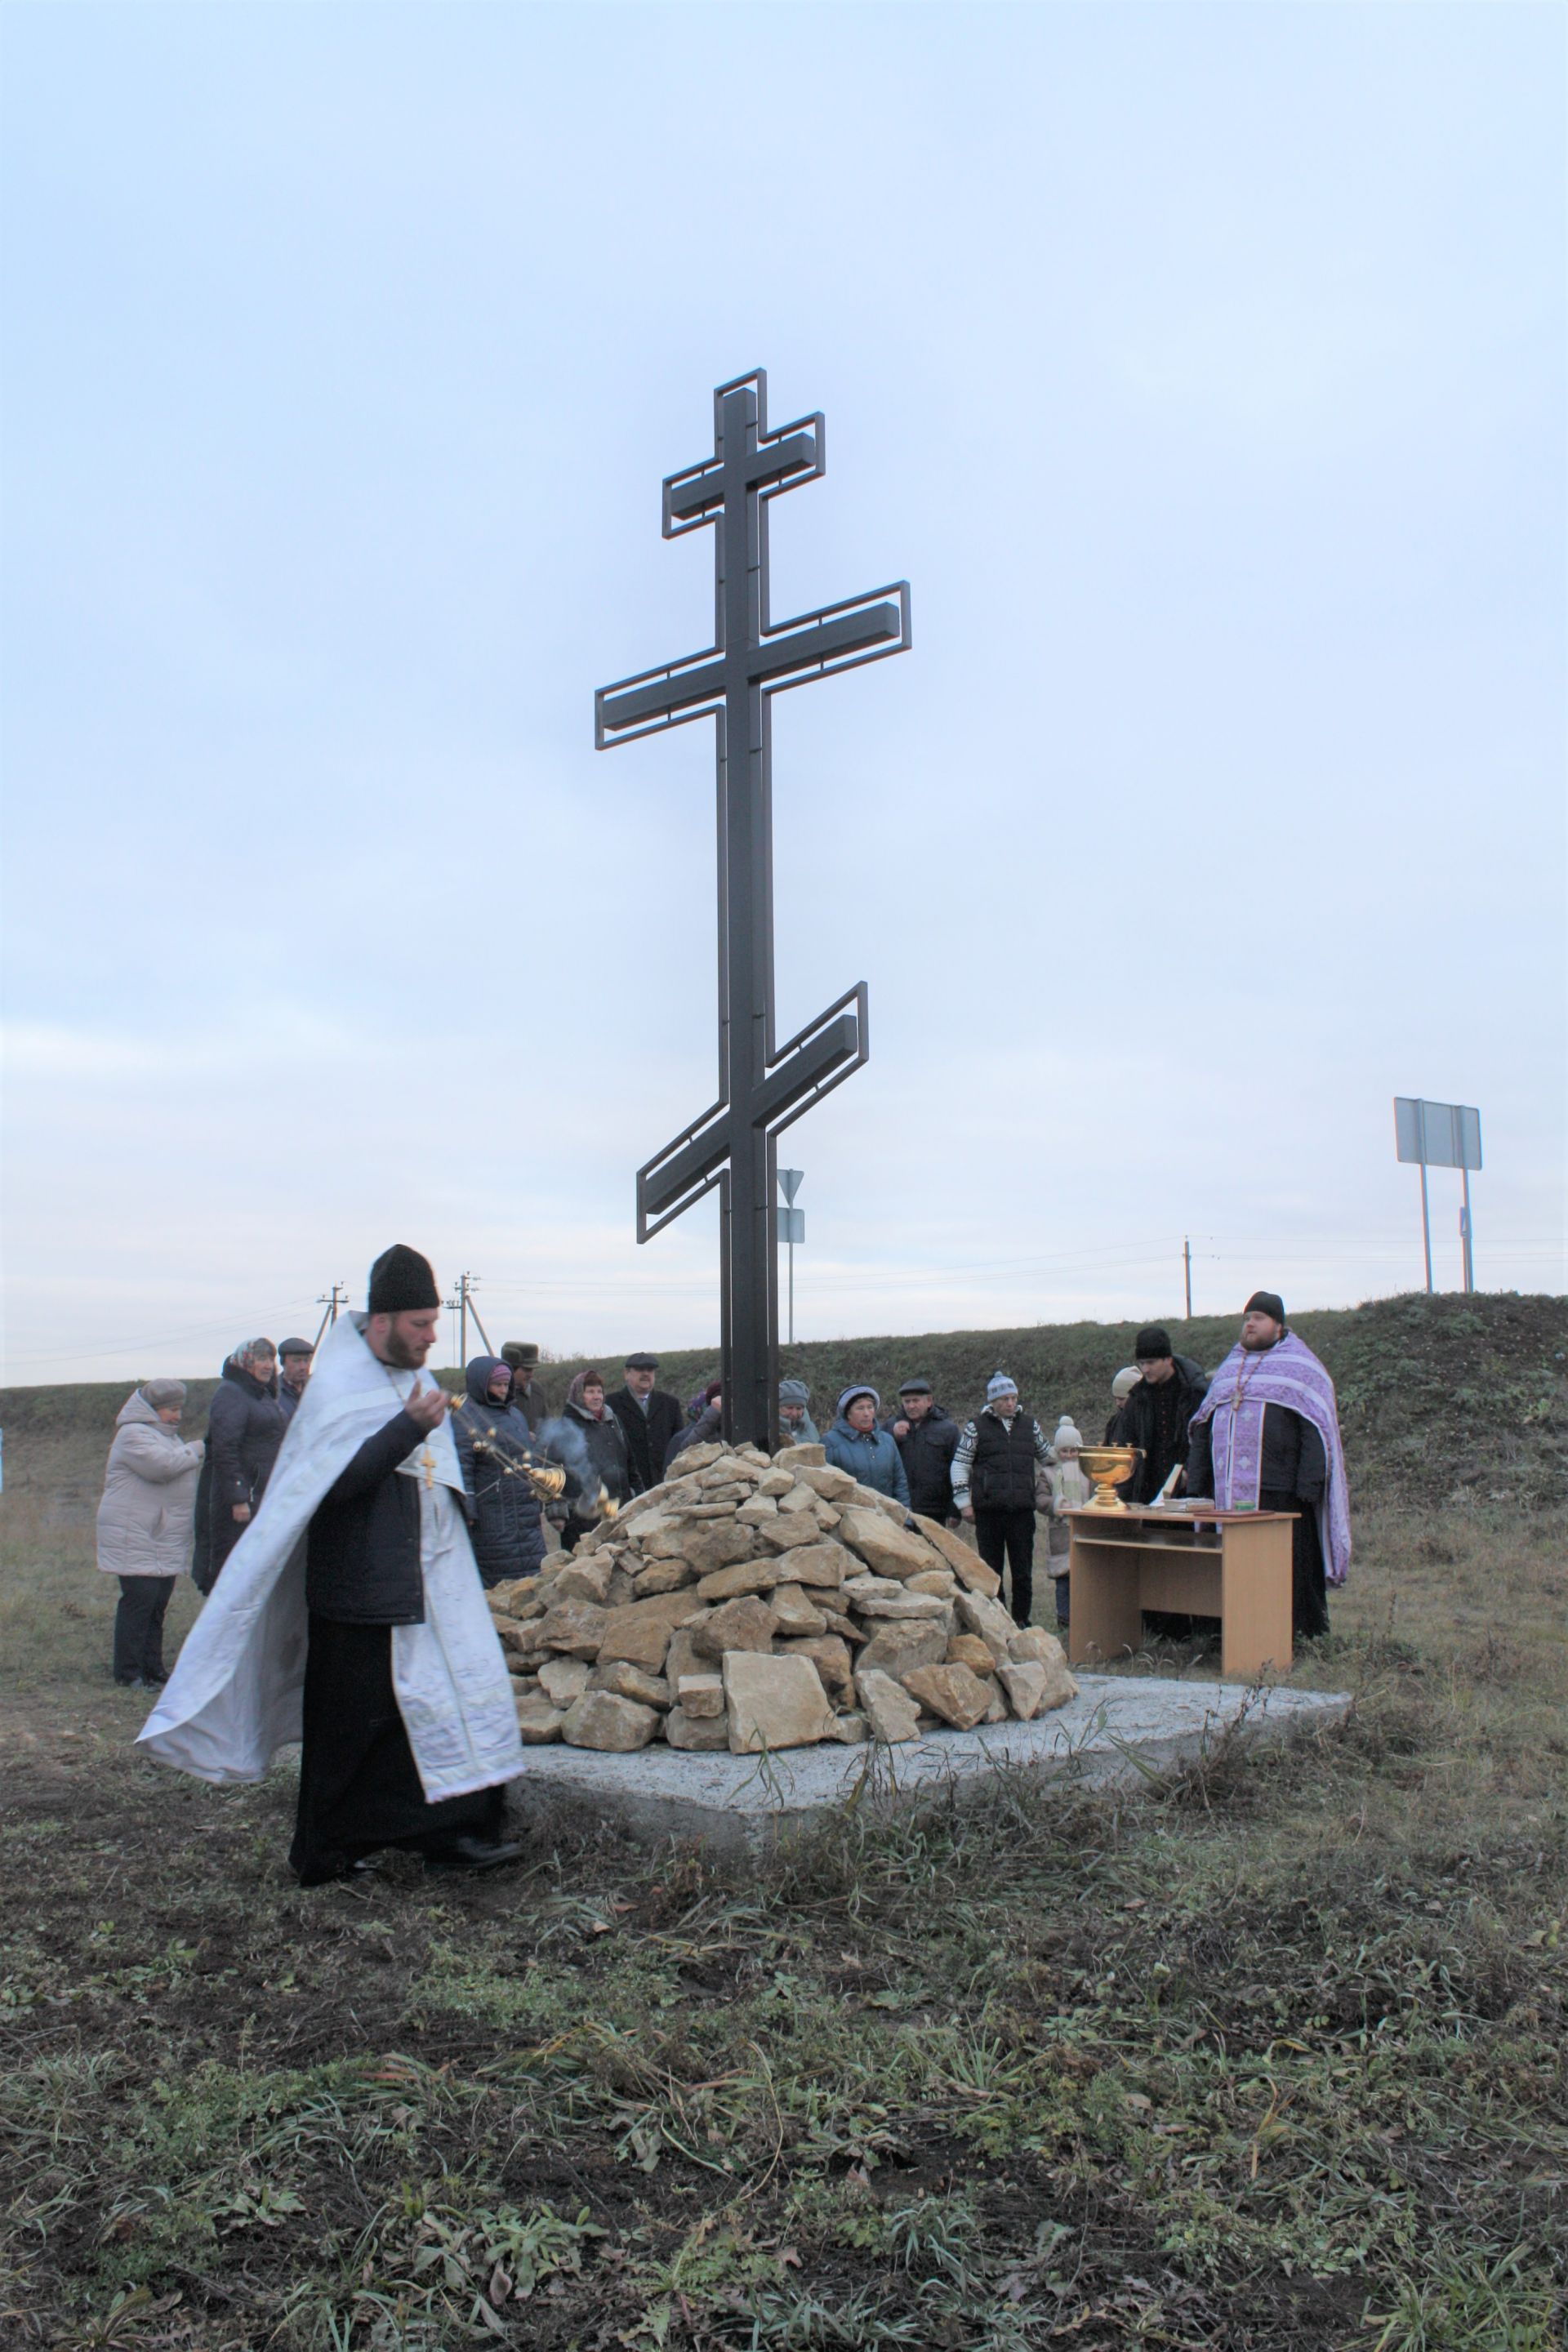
595,372,909,1449
777,1168,804,1343
1394,1098,1482,1293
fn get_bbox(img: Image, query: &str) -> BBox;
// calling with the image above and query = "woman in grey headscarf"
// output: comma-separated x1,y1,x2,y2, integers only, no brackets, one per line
96,1379,204,1687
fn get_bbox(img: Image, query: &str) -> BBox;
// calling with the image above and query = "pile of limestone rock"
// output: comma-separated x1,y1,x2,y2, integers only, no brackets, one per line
485,1441,1078,1757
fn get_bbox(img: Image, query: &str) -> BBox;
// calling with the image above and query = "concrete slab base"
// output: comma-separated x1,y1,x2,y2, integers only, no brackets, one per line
511,1673,1350,1860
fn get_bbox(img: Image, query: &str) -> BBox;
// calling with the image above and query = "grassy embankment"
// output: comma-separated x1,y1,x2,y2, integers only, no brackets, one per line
0,1292,1564,2348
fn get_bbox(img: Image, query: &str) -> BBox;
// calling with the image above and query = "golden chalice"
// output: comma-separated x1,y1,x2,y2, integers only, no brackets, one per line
1076,1446,1142,1512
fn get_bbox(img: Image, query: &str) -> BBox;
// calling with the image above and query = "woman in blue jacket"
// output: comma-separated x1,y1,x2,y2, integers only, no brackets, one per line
822,1387,911,1508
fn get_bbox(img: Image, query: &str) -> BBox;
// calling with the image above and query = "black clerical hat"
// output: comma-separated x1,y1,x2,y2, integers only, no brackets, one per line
368,1245,440,1313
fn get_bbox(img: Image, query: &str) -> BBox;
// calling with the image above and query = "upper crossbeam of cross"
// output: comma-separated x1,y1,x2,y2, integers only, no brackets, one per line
595,378,909,753
594,369,909,1447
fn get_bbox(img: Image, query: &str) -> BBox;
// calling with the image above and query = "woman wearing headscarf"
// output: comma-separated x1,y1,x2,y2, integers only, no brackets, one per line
559,1370,631,1552
96,1379,204,1687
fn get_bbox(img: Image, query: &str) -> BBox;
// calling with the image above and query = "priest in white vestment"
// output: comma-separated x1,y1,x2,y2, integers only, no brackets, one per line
139,1245,526,1883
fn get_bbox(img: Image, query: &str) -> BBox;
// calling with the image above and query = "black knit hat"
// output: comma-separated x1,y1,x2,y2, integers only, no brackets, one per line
368,1245,440,1313
1135,1326,1173,1360
1244,1290,1285,1325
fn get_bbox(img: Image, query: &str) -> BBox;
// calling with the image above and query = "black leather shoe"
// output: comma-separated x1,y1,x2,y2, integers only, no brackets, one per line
424,1835,525,1873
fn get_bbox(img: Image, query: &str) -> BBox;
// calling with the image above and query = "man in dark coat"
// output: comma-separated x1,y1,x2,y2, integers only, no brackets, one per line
278,1339,314,1421
501,1341,546,1435
289,1246,523,1884
887,1379,960,1523
198,1340,287,1592
452,1355,547,1585
608,1353,685,1496
1117,1328,1209,1504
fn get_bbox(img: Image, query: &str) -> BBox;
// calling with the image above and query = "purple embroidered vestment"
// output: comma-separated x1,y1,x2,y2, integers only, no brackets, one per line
1189,1330,1352,1587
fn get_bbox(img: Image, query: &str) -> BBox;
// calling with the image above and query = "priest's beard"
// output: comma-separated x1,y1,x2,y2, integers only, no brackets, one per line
377,1328,428,1370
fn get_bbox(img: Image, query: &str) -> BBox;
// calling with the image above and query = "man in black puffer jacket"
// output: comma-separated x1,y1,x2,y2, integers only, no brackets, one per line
886,1379,960,1523
1118,1327,1209,1504
452,1356,546,1586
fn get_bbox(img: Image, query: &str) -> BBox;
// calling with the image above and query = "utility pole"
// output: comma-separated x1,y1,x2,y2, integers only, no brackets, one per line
444,1272,492,1365
312,1281,349,1349
1183,1236,1192,1321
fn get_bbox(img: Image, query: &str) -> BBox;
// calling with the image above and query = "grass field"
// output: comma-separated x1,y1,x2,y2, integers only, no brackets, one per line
2,1296,1565,2349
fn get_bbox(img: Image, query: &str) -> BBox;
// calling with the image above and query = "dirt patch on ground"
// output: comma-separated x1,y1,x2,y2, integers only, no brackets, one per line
3,1527,1566,2352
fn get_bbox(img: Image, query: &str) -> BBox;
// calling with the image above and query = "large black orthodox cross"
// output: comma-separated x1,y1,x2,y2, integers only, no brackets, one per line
595,368,910,1451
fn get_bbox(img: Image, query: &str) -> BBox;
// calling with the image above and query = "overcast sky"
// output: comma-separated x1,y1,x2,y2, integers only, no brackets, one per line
2,1,1563,1384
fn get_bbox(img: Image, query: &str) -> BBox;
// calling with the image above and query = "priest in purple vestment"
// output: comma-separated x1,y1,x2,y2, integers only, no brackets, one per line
1186,1292,1351,1641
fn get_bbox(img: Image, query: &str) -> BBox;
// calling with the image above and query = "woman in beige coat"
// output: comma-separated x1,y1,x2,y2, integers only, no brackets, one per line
96,1380,204,1687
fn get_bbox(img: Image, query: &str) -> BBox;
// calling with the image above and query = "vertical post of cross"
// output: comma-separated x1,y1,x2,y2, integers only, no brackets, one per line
716,380,775,1451
595,370,910,1454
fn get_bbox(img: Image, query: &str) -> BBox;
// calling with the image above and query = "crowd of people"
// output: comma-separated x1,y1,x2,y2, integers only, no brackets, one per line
108,1251,1349,1883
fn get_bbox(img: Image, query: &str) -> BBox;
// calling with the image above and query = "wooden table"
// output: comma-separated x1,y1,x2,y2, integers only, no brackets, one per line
1065,1505,1295,1679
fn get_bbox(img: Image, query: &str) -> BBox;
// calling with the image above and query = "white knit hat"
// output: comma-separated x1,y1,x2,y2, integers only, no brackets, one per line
987,1373,1018,1403
1111,1366,1140,1401
1053,1417,1085,1450
837,1384,880,1415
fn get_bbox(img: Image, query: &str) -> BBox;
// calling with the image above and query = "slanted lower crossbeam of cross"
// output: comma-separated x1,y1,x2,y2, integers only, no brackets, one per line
594,368,910,1451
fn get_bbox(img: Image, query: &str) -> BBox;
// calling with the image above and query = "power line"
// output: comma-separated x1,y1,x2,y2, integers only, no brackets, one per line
2,1303,319,1371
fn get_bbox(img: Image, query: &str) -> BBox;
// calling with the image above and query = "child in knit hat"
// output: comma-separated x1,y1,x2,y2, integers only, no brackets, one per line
1045,1417,1091,1630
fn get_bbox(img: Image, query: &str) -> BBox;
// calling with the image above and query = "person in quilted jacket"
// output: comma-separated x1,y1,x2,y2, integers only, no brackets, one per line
452,1356,547,1586
96,1380,204,1687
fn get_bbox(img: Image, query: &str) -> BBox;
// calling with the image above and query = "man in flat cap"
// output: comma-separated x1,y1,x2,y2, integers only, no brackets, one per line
887,1379,961,1524
608,1353,685,1496
277,1338,314,1422
1186,1292,1351,1639
1116,1326,1209,1505
140,1245,526,1882
501,1341,546,1437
